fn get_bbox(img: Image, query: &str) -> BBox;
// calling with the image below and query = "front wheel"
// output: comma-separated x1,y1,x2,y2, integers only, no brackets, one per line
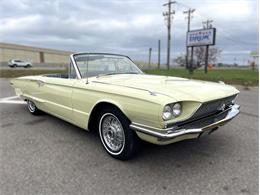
98,107,139,160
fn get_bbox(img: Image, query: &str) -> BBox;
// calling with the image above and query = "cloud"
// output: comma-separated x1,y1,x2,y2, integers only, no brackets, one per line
0,0,258,64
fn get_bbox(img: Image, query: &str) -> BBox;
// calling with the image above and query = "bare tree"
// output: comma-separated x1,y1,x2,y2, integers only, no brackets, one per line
194,47,222,67
174,55,186,66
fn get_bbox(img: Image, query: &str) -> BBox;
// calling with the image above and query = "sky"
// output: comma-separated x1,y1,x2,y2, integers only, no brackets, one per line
0,0,258,65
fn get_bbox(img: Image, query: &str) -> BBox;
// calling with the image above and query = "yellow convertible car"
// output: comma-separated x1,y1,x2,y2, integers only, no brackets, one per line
10,53,240,160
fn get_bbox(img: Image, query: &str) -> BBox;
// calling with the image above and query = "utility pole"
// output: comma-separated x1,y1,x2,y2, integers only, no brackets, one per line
163,0,176,70
183,9,195,71
203,19,213,29
148,48,152,69
190,46,194,74
202,19,213,74
158,40,161,69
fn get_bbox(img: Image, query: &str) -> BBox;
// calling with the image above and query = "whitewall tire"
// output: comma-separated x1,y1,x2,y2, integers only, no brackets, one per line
98,107,140,160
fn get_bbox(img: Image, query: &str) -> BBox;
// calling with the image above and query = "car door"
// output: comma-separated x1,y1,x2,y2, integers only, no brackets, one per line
34,65,77,122
15,60,21,67
21,60,26,67
42,77,75,122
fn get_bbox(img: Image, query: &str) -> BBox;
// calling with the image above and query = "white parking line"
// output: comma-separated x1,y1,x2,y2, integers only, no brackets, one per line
0,96,26,104
0,96,19,101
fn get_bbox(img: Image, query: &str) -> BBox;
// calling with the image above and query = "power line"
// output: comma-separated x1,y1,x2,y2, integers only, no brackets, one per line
216,28,256,46
163,0,176,70
176,1,257,47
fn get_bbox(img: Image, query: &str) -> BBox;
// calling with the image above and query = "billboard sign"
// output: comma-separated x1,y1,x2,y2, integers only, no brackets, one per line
187,28,216,47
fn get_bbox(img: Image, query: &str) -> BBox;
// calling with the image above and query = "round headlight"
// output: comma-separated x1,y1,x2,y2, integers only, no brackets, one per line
172,103,182,117
162,105,172,120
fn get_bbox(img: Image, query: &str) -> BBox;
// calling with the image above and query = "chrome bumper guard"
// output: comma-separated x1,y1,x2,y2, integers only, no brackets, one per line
130,104,240,140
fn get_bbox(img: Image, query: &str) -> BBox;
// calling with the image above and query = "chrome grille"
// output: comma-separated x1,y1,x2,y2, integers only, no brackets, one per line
191,95,237,120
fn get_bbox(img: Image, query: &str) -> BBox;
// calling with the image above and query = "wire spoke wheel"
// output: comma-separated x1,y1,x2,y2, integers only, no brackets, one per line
99,113,125,154
26,100,41,115
98,107,140,160
27,100,36,113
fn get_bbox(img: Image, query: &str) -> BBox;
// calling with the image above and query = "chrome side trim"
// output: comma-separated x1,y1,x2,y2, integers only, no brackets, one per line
130,104,240,140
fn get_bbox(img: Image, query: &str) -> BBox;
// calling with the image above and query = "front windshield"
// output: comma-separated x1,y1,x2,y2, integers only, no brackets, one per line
73,54,143,78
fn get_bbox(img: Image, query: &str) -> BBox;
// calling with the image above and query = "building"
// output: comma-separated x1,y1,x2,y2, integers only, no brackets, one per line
0,42,73,67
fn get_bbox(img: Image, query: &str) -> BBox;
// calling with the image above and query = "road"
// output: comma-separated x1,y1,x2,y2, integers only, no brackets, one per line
0,78,258,195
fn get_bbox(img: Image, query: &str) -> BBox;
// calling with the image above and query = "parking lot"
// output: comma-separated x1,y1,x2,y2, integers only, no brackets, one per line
0,78,258,195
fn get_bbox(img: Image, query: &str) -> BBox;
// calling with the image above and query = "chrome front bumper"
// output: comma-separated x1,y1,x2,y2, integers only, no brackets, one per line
130,104,240,140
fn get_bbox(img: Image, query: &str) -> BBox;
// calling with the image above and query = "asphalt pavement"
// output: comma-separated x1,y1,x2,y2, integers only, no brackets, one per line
0,78,258,195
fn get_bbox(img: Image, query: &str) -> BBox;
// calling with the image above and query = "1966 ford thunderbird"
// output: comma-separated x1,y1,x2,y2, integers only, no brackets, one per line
10,53,240,160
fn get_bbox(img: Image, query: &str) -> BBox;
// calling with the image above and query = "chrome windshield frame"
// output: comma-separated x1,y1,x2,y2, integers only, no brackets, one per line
70,53,143,80
70,54,82,79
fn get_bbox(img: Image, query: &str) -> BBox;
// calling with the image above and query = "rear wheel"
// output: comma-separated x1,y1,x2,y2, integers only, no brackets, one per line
27,100,41,115
98,107,139,160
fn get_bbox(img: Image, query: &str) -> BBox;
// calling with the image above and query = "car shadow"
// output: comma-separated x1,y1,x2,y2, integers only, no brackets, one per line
29,109,234,175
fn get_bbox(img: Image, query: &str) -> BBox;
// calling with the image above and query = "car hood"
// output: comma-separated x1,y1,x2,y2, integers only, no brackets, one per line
94,74,239,102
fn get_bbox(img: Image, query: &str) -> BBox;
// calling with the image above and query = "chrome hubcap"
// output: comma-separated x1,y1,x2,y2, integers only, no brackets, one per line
28,100,36,112
100,114,125,153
